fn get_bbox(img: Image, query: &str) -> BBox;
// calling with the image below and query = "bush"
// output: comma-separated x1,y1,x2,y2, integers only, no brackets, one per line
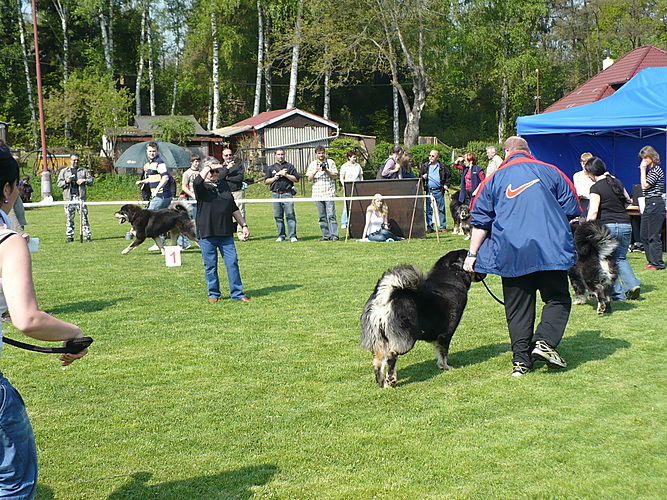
326,138,364,169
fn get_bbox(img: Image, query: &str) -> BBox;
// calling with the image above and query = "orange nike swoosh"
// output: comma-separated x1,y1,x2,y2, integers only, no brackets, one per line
506,179,540,198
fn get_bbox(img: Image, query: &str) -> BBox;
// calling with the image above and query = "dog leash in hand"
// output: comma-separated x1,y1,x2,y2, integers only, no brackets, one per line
481,279,504,305
2,336,93,354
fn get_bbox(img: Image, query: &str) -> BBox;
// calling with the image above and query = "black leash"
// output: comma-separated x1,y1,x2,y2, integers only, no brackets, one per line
481,278,505,305
2,336,93,354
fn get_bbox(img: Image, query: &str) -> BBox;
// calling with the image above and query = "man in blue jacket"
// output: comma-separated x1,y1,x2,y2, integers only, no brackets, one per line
463,136,581,377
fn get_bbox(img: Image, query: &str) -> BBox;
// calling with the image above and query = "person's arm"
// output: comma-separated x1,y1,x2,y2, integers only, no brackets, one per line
362,207,372,238
639,159,652,190
232,209,250,241
78,168,94,186
306,162,317,182
326,161,338,180
587,192,601,221
1,234,87,365
56,169,68,188
463,227,489,272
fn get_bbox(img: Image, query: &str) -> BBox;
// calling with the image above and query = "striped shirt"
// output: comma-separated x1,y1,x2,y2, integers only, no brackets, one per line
643,165,665,198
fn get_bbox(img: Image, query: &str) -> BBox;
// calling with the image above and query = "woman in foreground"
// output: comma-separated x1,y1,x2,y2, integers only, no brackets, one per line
362,194,401,242
0,150,88,498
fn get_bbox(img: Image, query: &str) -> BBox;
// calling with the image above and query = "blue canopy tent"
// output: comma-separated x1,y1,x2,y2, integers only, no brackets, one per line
517,66,667,191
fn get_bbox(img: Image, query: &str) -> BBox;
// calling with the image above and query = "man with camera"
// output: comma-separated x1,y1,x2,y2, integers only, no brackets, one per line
264,149,300,242
57,153,94,242
306,145,339,241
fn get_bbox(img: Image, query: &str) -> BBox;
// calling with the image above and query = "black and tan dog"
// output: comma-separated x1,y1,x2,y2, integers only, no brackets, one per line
361,249,485,388
449,193,472,239
114,202,198,255
568,219,618,314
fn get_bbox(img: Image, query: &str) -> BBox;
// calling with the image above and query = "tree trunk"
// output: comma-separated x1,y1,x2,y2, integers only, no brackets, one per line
136,2,147,116
323,69,330,120
54,0,70,139
211,11,220,129
253,0,264,116
148,10,156,116
171,58,179,115
98,5,113,77
393,83,399,145
498,75,508,144
17,0,38,147
263,2,272,112
286,0,304,109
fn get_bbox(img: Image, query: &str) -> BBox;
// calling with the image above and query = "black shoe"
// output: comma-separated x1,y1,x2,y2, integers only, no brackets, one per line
85,237,92,242
66,237,74,243
532,341,567,369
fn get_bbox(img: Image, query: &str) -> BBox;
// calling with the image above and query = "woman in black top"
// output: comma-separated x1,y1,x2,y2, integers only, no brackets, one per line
585,157,641,300
193,158,251,303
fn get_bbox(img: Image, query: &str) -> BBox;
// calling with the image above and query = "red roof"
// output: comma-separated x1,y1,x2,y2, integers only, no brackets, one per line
231,108,338,129
544,45,667,113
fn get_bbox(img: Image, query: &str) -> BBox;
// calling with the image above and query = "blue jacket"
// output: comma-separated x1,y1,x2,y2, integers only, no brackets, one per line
470,151,581,277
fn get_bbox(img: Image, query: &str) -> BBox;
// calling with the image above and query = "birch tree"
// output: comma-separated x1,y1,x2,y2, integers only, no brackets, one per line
285,0,303,108
53,0,71,139
15,0,38,146
253,0,265,115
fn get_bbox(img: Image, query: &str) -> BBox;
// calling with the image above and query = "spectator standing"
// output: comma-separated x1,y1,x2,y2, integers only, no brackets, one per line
573,152,595,214
338,150,363,229
457,152,485,204
485,146,503,176
136,142,176,210
264,149,299,242
57,153,93,242
219,148,247,241
306,145,339,241
380,146,403,179
420,149,451,233
584,156,641,300
463,136,581,377
638,145,665,270
0,151,88,498
19,175,33,203
193,158,250,303
178,153,201,250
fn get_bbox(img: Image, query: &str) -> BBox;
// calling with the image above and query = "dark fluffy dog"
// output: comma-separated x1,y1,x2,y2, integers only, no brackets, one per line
361,249,485,388
449,194,472,238
568,220,618,314
114,202,198,255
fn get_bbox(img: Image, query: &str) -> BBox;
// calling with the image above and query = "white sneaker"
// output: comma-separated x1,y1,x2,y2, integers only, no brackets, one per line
147,244,160,251
276,237,285,242
290,237,298,242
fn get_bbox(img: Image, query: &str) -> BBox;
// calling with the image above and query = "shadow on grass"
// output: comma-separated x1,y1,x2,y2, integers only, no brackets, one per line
397,341,511,386
46,297,133,315
247,284,303,297
107,465,278,499
559,329,631,369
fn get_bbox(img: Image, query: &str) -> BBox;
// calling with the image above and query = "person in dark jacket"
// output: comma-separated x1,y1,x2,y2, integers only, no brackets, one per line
463,136,581,377
219,148,247,241
194,157,251,304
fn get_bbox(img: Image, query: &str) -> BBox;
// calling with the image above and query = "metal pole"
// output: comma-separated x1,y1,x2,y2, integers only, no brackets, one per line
31,0,51,197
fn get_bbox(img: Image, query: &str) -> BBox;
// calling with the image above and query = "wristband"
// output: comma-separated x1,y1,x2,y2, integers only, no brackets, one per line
241,224,248,228
467,251,477,258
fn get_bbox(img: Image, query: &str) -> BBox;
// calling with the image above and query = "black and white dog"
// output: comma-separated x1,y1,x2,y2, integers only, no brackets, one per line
114,202,198,255
450,194,472,238
361,249,486,388
568,220,618,314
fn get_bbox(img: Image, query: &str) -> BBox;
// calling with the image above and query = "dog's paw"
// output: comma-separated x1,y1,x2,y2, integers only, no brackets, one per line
437,360,453,370
121,248,130,255
596,302,606,315
573,294,588,305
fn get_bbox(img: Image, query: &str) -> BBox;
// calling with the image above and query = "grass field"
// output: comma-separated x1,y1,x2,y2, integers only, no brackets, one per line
4,194,666,499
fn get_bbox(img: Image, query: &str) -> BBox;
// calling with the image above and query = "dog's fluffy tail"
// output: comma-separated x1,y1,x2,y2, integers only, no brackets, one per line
574,220,618,259
170,200,193,217
361,265,423,355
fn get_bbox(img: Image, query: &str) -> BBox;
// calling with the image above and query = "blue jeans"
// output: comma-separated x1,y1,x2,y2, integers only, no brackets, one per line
177,200,197,248
199,236,245,300
341,201,349,228
606,223,641,300
368,229,397,242
272,193,297,239
426,189,446,230
148,196,172,210
0,375,37,499
315,200,338,239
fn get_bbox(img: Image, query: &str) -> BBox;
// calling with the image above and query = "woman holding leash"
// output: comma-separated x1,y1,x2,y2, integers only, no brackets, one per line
193,157,251,303
585,156,641,300
0,150,89,498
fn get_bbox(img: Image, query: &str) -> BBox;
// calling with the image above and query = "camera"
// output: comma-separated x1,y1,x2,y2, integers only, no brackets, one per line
320,161,328,170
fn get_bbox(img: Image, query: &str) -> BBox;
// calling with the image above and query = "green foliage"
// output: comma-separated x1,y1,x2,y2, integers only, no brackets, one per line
8,203,667,498
148,116,196,146
407,144,453,169
326,137,364,168
371,141,397,172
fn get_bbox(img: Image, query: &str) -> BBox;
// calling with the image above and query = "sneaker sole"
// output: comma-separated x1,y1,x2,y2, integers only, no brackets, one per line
531,351,566,369
627,287,640,300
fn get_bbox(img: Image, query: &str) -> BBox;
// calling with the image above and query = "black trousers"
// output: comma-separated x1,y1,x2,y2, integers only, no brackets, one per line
640,197,665,269
502,271,572,367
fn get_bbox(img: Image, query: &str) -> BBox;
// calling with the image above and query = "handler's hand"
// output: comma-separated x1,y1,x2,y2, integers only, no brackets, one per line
463,256,476,273
60,348,88,367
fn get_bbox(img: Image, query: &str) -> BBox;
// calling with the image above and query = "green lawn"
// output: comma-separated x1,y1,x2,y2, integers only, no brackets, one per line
4,198,666,499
